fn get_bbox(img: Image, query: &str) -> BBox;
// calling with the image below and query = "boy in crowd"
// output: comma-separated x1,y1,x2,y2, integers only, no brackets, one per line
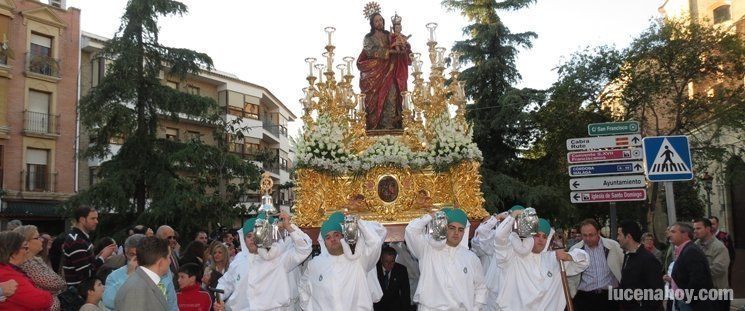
177,263,212,311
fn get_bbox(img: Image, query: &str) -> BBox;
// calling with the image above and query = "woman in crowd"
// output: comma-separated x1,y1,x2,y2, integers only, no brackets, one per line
203,242,229,292
14,225,66,311
0,231,53,310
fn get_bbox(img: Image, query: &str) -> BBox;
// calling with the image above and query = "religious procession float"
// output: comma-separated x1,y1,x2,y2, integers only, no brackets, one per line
288,3,490,239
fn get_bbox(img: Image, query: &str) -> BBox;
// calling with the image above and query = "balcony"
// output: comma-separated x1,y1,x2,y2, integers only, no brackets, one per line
24,111,60,135
262,161,280,174
25,53,60,78
262,119,289,138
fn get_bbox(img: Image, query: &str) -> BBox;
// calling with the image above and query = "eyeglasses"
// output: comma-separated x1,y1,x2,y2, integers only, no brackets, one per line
166,236,176,240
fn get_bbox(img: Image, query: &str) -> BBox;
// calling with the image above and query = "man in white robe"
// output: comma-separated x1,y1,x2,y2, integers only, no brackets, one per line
214,212,312,311
494,211,589,311
405,207,487,310
299,211,387,311
473,206,529,311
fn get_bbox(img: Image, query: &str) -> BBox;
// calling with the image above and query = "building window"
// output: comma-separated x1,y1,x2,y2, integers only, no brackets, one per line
165,127,179,141
166,80,178,89
186,85,200,95
30,34,52,57
28,34,58,76
186,130,202,142
89,166,100,187
280,157,289,171
26,148,49,191
26,90,53,134
713,5,731,24
109,133,125,145
244,103,260,120
91,57,106,87
245,143,260,155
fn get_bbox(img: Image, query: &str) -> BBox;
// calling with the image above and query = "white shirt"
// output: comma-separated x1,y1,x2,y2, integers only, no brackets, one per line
217,225,312,311
140,266,162,286
494,216,589,311
299,220,387,311
405,214,487,311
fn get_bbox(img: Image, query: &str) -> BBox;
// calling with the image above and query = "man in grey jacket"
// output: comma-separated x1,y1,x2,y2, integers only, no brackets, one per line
694,218,731,311
115,236,173,311
568,219,623,310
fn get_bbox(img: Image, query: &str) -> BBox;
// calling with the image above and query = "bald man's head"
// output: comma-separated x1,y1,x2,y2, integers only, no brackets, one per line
156,225,176,248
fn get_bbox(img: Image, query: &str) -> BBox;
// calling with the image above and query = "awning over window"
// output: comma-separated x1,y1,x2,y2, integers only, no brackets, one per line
1,201,62,218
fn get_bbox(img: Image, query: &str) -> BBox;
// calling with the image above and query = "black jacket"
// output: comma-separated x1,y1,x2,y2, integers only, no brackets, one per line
373,262,411,311
620,246,664,310
671,241,714,310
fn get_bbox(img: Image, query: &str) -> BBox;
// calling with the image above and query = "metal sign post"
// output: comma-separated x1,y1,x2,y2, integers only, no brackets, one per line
610,201,617,240
664,181,676,225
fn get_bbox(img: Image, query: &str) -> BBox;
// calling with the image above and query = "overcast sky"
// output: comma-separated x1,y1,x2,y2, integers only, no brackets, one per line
67,0,663,133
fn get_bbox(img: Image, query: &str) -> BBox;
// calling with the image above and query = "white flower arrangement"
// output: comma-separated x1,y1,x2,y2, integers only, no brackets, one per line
293,115,352,174
426,112,483,171
358,136,418,170
293,113,482,174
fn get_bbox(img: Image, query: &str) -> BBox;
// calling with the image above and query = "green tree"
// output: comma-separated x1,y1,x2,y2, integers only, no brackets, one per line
443,0,545,213
70,0,259,236
525,18,744,228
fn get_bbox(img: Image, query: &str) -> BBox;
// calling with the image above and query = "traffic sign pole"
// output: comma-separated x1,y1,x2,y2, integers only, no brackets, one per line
664,181,676,225
610,201,617,240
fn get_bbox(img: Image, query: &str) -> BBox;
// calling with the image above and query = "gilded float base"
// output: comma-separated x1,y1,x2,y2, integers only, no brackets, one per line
294,160,488,227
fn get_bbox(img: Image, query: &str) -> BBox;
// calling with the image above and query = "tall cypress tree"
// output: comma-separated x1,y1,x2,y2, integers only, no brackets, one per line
73,0,259,235
443,0,543,212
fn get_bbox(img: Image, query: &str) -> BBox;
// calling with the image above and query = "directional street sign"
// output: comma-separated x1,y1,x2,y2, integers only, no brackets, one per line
588,121,640,136
642,136,693,182
566,134,642,151
567,148,643,164
569,175,646,191
568,161,644,177
570,189,647,203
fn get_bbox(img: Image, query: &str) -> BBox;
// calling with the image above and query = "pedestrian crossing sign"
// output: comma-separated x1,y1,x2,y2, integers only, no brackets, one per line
642,136,693,182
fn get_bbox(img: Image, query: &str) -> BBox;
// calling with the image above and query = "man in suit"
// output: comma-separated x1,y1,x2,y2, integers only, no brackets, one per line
115,236,172,311
665,222,714,310
374,246,411,311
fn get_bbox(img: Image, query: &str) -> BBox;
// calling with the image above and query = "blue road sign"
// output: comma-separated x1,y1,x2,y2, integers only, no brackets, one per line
642,136,693,182
568,161,644,177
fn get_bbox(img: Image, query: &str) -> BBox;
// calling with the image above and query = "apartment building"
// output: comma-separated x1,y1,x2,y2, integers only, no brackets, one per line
0,0,79,232
78,32,296,215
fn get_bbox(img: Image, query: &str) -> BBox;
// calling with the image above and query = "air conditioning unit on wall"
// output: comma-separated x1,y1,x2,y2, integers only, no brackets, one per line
49,0,64,9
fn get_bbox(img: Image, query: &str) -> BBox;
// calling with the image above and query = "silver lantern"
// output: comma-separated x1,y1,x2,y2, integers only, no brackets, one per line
259,194,279,216
514,207,539,238
252,218,274,248
342,214,359,245
429,211,448,241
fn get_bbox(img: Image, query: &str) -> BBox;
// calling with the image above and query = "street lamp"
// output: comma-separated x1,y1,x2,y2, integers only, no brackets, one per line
701,172,713,217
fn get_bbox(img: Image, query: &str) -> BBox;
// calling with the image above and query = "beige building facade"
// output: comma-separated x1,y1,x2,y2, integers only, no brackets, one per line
78,32,296,218
0,0,79,232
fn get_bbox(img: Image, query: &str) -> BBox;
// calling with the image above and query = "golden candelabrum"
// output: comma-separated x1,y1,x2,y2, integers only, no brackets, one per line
294,23,486,228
